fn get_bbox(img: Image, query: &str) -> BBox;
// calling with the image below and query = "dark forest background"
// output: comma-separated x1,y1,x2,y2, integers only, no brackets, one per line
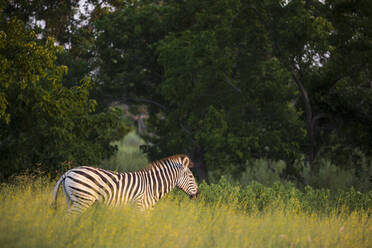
1,0,371,190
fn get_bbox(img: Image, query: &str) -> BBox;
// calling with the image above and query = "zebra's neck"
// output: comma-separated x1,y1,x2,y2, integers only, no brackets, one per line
143,164,181,201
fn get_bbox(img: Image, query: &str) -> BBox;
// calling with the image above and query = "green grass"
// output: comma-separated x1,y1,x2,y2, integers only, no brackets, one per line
0,178,371,248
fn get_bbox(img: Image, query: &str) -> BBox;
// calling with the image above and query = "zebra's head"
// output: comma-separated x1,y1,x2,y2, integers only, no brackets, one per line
175,155,199,200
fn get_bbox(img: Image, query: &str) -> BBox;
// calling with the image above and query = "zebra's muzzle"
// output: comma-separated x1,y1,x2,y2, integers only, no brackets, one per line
189,191,199,200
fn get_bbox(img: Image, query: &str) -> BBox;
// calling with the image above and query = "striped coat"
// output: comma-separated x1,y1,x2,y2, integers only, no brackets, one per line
52,154,199,213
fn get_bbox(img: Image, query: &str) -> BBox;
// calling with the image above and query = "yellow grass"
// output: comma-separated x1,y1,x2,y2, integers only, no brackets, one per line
0,179,371,248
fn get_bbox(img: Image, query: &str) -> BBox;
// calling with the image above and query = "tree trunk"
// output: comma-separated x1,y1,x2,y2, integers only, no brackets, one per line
291,72,316,164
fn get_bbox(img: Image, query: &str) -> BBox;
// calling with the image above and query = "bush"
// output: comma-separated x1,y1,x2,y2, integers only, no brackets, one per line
300,157,372,192
197,177,372,214
301,159,354,191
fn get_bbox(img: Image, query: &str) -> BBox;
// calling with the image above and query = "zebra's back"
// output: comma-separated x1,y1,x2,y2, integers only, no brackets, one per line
61,166,144,213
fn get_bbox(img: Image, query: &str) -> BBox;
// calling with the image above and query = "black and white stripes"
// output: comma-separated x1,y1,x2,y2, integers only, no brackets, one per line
52,154,199,213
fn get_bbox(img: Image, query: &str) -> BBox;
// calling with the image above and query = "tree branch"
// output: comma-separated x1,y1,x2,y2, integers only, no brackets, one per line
291,71,316,163
224,74,242,93
311,113,332,131
291,72,312,121
328,76,345,92
126,98,167,110
179,122,195,143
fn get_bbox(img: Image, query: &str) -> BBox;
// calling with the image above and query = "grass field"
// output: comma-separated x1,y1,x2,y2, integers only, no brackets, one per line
0,179,371,248
1,132,371,248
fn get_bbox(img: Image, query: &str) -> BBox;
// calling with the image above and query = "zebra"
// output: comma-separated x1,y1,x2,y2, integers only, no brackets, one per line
52,154,199,213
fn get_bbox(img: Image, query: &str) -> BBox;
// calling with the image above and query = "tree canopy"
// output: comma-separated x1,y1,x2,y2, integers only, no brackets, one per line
91,0,372,180
1,0,372,185
0,8,129,180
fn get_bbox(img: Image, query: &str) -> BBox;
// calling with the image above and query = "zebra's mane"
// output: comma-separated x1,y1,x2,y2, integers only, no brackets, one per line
139,154,188,172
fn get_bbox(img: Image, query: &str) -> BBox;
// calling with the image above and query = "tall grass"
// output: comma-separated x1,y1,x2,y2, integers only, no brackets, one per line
1,132,371,247
0,178,371,248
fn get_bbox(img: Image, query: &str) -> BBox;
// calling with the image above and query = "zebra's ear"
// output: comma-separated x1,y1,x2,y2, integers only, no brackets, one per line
182,156,194,168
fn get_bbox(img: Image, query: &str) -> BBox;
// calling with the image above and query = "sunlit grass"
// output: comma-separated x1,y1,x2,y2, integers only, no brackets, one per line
1,179,371,248
2,133,371,247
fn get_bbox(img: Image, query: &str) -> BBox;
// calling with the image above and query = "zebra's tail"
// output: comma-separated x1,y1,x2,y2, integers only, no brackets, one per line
51,174,66,209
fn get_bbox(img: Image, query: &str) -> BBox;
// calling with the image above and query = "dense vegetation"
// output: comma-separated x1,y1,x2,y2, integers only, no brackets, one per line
0,8,131,180
1,1,372,189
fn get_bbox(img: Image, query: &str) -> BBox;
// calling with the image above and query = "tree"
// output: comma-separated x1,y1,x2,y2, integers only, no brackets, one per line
259,0,372,167
93,2,168,107
249,0,334,164
0,16,129,180
2,0,80,44
312,0,372,169
17,0,369,183
152,1,306,180
93,0,306,180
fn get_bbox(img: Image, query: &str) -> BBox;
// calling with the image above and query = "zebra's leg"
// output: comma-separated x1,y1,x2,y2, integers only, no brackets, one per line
67,201,92,215
65,189,97,214
62,179,72,209
134,194,147,211
136,200,146,211
67,195,97,215
135,195,156,211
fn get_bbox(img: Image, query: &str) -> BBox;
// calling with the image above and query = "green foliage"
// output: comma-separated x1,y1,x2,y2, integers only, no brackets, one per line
300,156,372,192
199,177,372,214
0,16,130,180
0,18,65,123
2,0,81,43
86,0,372,185
143,2,306,177
302,159,355,191
235,156,371,192
93,3,168,105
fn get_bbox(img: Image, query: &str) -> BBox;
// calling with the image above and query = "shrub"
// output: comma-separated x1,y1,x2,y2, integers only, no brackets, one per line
300,157,372,192
196,177,372,214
